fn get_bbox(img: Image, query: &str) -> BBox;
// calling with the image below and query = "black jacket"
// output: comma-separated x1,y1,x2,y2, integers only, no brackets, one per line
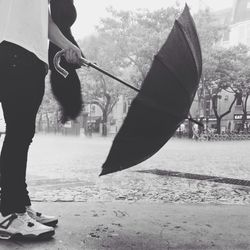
49,0,82,71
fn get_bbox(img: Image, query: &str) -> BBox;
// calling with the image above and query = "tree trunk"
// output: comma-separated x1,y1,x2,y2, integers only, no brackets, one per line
55,111,61,133
37,113,43,132
102,111,108,136
241,94,249,132
216,118,221,134
188,119,193,139
45,113,50,132
212,92,238,135
102,92,111,137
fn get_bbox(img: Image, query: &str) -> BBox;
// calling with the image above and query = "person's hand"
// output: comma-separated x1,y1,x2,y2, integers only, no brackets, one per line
64,45,82,65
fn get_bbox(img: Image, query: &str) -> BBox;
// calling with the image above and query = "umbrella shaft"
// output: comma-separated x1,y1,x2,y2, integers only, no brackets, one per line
54,50,140,92
54,51,201,127
81,59,202,126
88,61,140,92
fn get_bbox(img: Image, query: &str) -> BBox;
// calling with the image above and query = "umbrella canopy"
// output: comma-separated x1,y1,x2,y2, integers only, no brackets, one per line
100,5,202,176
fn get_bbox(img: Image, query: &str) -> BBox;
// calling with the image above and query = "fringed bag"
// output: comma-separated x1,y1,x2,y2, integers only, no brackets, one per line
49,0,83,123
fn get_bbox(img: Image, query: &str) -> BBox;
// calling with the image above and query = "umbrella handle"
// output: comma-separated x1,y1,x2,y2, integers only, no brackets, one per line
53,50,140,92
53,50,68,78
53,50,90,77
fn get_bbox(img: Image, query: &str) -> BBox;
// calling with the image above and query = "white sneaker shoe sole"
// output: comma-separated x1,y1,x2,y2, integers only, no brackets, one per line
0,230,55,240
0,213,55,240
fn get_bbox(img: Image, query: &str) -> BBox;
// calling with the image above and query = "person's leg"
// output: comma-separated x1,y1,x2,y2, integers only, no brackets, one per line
0,42,54,240
0,41,45,216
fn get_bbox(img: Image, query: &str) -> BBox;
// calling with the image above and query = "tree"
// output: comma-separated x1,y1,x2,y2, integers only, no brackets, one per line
78,7,181,136
79,35,123,136
194,8,228,52
193,8,242,134
230,45,250,130
203,45,250,134
97,7,181,89
37,76,61,133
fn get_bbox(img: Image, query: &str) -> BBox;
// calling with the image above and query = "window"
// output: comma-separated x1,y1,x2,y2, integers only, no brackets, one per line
91,105,96,113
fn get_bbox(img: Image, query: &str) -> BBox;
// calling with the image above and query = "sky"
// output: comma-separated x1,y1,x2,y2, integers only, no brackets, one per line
72,0,234,39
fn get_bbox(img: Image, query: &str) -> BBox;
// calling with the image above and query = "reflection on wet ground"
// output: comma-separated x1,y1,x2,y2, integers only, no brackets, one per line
1,134,248,204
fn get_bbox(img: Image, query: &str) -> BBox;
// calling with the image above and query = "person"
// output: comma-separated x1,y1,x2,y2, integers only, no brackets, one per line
49,0,84,123
0,0,82,240
192,123,199,140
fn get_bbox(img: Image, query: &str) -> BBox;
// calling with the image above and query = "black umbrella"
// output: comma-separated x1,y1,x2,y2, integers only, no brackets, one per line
100,4,202,175
54,4,202,176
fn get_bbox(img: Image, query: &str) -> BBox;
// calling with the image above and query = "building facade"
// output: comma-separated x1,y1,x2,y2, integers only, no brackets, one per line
189,0,250,133
229,0,250,46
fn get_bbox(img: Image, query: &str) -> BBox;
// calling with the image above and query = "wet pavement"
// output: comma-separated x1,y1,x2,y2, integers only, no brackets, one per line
14,134,250,205
1,202,249,250
0,134,250,249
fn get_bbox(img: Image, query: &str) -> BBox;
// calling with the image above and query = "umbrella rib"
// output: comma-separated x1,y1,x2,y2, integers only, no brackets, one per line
137,93,187,119
154,19,202,112
154,56,204,127
155,55,192,108
175,20,201,80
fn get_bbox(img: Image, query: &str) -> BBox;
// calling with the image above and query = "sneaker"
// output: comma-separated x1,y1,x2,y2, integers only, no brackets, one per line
26,206,58,227
0,212,54,240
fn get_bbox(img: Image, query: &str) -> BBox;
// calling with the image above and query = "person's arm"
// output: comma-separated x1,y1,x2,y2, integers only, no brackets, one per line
48,12,81,64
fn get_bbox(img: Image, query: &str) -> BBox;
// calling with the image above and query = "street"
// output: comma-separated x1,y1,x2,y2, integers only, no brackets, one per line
8,134,249,204
0,134,250,249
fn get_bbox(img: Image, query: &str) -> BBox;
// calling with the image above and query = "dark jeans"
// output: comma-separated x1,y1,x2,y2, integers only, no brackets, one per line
0,41,46,216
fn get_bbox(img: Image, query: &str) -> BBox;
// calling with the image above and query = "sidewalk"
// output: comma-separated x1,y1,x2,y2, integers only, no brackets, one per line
0,202,249,250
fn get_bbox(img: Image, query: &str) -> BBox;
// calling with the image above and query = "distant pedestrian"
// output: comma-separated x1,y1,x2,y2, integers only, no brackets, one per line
180,123,185,137
192,123,199,140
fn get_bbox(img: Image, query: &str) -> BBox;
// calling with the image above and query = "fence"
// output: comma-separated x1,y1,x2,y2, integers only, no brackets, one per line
198,133,250,141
